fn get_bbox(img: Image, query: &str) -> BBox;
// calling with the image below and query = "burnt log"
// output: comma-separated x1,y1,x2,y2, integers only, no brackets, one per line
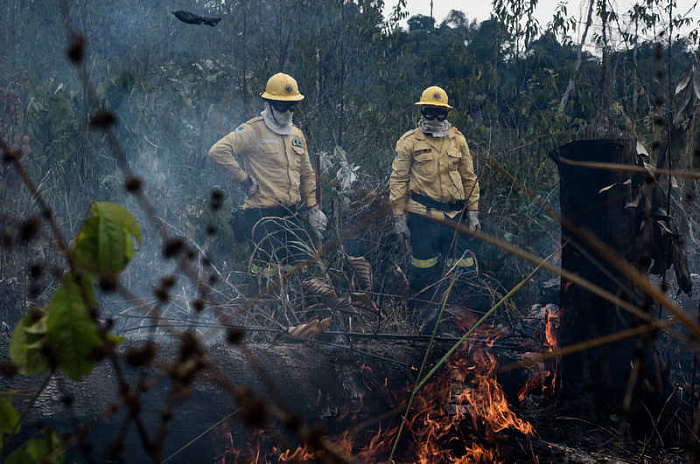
2,329,686,462
551,138,672,432
1,338,417,463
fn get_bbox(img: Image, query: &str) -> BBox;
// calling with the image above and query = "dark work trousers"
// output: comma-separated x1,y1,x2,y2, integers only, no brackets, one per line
240,205,308,273
406,211,476,298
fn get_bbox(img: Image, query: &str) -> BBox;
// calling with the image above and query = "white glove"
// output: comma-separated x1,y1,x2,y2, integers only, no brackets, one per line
467,210,480,231
393,214,410,239
242,176,259,197
307,205,327,240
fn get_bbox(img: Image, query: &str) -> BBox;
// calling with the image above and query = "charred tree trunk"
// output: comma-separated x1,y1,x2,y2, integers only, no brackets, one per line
2,340,415,463
551,138,672,434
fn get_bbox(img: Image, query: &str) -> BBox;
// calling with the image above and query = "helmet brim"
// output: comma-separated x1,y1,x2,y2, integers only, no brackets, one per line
414,102,453,109
261,92,305,102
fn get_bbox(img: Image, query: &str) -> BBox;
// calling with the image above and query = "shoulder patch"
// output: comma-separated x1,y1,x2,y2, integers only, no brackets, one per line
292,136,304,148
236,125,245,132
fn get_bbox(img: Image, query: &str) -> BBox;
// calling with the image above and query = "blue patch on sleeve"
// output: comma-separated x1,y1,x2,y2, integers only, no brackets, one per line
236,126,244,131
394,151,398,158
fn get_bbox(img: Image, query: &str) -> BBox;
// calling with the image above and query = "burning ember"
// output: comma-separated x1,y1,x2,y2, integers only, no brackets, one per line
518,304,560,402
216,324,535,463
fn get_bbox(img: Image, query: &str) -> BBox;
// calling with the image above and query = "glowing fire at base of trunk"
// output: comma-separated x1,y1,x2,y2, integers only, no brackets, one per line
518,305,560,403
217,328,536,463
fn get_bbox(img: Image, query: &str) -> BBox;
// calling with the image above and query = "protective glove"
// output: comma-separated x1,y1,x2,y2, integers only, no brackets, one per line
393,214,410,239
242,175,259,197
467,210,480,231
307,205,328,240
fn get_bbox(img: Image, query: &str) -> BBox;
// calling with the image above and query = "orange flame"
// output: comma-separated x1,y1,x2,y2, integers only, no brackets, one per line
219,324,534,463
518,305,559,402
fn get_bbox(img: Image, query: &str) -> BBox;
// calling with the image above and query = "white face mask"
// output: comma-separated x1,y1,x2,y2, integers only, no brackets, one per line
418,117,451,138
261,102,293,135
271,106,293,126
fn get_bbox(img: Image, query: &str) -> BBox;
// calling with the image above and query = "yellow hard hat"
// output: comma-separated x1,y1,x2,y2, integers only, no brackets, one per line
414,86,453,109
261,73,305,102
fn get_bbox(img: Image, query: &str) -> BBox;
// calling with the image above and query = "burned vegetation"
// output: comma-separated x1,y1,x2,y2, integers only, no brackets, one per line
2,0,700,463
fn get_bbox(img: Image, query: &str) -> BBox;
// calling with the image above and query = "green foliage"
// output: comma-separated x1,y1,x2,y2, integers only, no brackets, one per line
5,429,63,464
45,274,103,380
0,398,20,437
10,202,139,380
73,201,142,275
9,307,49,376
9,273,105,381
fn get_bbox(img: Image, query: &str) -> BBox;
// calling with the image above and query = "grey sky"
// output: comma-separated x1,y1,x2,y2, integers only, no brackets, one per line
387,0,699,36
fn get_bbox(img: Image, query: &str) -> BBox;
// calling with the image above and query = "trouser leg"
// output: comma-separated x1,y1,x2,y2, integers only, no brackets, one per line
407,213,442,296
440,213,480,306
406,213,443,331
244,206,303,276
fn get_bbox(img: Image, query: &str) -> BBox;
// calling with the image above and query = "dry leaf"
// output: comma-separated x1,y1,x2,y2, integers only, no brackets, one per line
625,190,642,209
392,264,410,290
675,65,692,95
333,297,355,312
302,278,337,300
346,255,373,291
657,219,673,235
287,317,331,339
598,183,617,194
675,86,693,124
351,292,379,313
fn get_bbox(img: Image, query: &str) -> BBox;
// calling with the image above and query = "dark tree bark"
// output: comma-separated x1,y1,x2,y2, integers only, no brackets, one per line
551,138,672,434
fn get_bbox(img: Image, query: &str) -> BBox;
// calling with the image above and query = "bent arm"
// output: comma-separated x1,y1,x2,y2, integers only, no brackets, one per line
389,140,412,215
459,138,479,211
208,128,251,183
298,135,318,208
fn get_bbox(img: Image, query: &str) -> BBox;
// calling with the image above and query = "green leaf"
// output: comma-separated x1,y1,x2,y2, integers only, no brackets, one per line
9,308,49,376
73,216,100,272
46,274,103,380
0,398,20,436
5,449,32,464
89,201,142,245
108,334,125,346
74,216,131,274
74,202,142,275
97,215,129,272
23,317,47,336
6,429,63,464
26,429,63,463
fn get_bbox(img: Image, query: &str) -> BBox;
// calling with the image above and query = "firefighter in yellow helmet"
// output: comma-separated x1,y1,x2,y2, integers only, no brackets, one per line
390,86,480,300
208,73,327,272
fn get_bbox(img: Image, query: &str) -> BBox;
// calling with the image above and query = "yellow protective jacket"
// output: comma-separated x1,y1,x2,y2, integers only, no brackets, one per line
390,126,479,217
208,116,317,209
